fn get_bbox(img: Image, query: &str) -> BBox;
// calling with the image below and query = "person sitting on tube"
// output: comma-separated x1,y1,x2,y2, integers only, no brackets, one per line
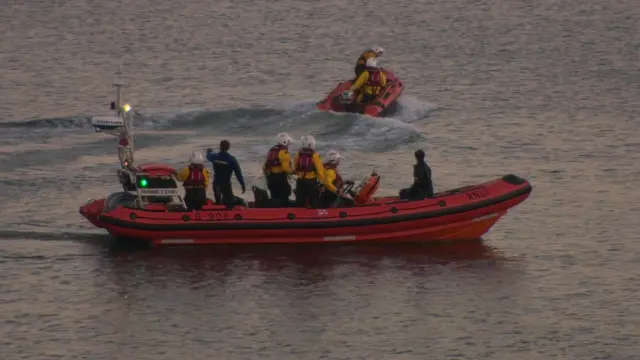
399,149,434,200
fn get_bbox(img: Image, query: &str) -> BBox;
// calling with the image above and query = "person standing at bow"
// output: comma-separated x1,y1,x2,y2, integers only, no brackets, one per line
293,135,324,208
206,140,246,209
263,133,294,207
176,151,211,211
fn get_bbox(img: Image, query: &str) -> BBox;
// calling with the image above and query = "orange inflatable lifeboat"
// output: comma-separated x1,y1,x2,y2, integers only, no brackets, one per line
79,163,532,246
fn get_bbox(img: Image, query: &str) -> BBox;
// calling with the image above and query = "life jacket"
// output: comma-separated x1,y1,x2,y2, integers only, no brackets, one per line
296,148,316,173
265,144,286,169
365,70,383,93
323,162,343,189
183,164,206,188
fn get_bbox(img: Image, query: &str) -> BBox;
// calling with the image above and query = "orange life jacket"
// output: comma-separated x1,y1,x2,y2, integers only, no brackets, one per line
183,164,206,188
365,70,383,93
296,148,316,173
265,144,287,170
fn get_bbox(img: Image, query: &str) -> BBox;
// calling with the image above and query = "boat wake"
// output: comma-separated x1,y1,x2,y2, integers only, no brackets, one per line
0,96,437,156
0,94,435,130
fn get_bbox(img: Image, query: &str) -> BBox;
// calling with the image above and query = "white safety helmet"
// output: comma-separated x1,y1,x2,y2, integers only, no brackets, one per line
276,132,293,147
371,46,384,56
189,150,205,164
327,150,341,165
300,135,316,150
366,57,379,69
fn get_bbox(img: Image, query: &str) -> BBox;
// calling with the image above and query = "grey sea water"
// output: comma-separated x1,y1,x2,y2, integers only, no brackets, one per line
1,0,639,359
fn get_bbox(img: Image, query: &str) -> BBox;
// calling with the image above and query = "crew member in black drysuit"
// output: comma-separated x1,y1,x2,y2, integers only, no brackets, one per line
206,140,246,209
399,149,434,200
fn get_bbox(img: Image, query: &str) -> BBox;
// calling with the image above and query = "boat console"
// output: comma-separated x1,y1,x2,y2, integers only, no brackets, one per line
116,166,186,210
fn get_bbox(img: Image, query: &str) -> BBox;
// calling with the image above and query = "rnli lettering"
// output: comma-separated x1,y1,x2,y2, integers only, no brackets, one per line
139,188,179,196
208,212,224,221
465,188,488,201
194,212,229,221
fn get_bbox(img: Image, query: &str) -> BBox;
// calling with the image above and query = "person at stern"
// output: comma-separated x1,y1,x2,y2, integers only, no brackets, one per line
176,151,211,211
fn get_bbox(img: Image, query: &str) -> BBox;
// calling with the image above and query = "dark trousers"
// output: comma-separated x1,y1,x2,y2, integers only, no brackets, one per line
213,181,235,209
266,172,291,207
320,190,337,208
399,184,433,201
184,187,207,211
295,178,319,208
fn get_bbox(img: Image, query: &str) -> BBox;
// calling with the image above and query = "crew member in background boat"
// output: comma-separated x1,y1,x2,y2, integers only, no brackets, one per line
399,149,434,200
206,140,246,209
294,135,324,208
263,133,294,207
176,151,210,211
349,58,387,105
354,46,384,78
319,150,354,208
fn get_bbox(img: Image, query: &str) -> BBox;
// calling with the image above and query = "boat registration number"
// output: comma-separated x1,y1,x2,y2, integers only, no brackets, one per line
194,212,229,221
464,187,489,201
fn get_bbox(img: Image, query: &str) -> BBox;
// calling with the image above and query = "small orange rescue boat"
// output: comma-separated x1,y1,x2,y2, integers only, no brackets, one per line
316,68,404,117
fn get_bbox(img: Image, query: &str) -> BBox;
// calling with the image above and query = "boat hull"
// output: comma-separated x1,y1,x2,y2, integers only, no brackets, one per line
80,174,532,246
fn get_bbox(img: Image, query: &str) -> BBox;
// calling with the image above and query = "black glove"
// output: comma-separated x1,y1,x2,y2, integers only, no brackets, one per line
241,185,246,194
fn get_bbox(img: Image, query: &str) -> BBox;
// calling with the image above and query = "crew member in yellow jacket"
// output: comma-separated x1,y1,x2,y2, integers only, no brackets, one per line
263,132,294,206
350,57,387,105
176,151,211,210
319,150,354,208
354,46,384,77
293,135,324,208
